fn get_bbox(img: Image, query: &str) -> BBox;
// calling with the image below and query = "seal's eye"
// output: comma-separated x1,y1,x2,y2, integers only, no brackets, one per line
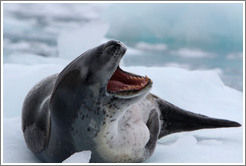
107,67,151,93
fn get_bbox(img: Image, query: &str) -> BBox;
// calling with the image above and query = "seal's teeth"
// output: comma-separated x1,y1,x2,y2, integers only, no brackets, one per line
138,77,144,80
127,75,146,80
118,84,146,92
132,76,139,80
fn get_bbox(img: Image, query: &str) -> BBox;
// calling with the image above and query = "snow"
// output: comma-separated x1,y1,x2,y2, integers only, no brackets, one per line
146,128,243,163
2,62,244,164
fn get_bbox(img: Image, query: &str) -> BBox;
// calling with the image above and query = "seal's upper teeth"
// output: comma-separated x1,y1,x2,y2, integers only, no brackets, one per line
145,75,149,80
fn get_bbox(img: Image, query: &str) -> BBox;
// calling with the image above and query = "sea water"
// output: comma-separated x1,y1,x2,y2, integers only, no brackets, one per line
103,3,243,91
3,3,243,91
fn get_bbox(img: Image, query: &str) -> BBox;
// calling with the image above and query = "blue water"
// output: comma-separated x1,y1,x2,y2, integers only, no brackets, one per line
102,3,243,91
3,3,243,91
103,3,243,52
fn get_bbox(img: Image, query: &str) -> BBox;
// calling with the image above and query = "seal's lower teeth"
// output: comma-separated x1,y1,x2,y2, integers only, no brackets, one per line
118,81,150,92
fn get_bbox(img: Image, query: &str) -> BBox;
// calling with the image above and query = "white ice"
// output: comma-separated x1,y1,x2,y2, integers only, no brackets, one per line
62,151,91,163
2,63,243,163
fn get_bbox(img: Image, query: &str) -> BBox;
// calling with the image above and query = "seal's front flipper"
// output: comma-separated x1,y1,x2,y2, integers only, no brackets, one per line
153,95,241,139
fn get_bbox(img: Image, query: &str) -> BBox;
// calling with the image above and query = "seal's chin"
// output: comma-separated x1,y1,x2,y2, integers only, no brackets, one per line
107,66,152,98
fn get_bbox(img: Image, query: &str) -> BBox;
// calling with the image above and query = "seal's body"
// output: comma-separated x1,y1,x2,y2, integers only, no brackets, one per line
22,40,241,163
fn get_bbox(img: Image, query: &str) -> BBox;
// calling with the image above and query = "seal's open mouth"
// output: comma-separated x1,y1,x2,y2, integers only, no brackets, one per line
107,67,152,95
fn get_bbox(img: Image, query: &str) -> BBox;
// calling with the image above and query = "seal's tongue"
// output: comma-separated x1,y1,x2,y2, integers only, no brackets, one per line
107,67,150,92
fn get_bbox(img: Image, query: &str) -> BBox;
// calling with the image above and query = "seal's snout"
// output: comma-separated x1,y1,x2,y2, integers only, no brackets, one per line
105,40,127,51
106,40,121,47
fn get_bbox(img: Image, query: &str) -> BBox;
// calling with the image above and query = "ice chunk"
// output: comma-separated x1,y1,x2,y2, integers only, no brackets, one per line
62,151,91,163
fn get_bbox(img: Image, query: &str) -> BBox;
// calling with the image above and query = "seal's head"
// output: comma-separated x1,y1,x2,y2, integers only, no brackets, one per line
79,40,153,101
104,41,152,100
50,40,152,125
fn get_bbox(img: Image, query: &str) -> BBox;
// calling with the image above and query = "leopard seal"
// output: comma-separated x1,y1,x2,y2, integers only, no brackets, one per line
22,40,241,163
